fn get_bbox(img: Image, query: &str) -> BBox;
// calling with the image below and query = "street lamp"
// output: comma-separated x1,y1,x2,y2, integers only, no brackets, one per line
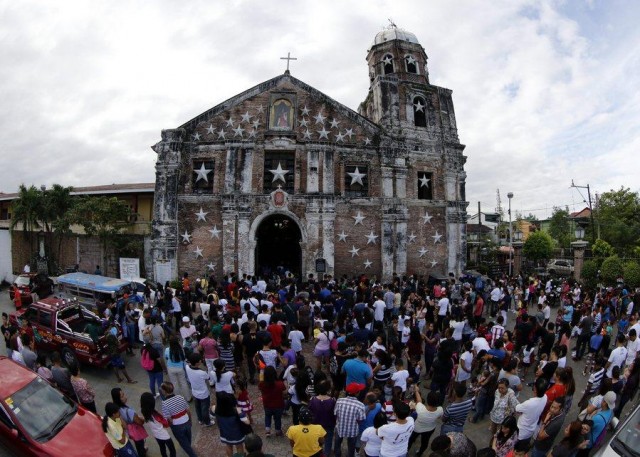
507,192,514,277
575,225,585,240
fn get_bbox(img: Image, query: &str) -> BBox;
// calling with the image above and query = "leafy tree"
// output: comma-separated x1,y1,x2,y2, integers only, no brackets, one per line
523,231,554,263
580,259,598,289
596,187,640,255
548,206,572,248
600,256,624,284
10,184,43,257
72,197,133,276
592,239,615,260
624,261,640,288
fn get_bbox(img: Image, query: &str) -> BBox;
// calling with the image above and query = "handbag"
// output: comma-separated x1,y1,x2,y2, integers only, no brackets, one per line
123,408,148,441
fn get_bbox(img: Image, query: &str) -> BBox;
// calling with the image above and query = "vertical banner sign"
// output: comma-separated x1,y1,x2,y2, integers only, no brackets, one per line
120,258,140,280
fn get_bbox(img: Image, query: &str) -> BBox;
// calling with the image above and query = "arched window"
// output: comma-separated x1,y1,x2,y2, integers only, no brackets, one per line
413,96,426,127
382,54,394,75
405,54,418,74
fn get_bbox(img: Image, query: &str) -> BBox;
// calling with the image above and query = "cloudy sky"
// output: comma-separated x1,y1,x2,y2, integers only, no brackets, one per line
1,0,638,220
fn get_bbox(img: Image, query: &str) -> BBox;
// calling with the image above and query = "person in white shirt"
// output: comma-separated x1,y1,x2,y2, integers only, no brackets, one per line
490,285,502,316
472,335,491,355
377,401,415,457
515,377,548,441
606,334,629,378
626,329,640,366
391,359,410,392
455,342,473,385
289,326,305,353
450,316,466,343
409,390,443,456
185,353,214,426
490,316,506,348
373,297,386,323
542,302,551,326
361,413,385,457
437,296,450,330
256,278,267,295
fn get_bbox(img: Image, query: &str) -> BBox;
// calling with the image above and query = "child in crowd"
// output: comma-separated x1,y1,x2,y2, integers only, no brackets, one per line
520,342,536,380
236,378,253,423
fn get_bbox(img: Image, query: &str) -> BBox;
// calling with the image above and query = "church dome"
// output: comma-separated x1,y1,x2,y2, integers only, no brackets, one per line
373,27,420,45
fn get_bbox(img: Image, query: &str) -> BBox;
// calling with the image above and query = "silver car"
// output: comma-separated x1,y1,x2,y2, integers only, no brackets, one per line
546,259,574,277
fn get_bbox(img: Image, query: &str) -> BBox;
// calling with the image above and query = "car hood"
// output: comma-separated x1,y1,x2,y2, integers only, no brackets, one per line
45,407,112,456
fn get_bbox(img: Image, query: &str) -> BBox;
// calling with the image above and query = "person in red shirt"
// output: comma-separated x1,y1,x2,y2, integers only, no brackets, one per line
258,366,286,437
267,321,284,350
541,367,568,418
13,285,22,309
474,295,484,326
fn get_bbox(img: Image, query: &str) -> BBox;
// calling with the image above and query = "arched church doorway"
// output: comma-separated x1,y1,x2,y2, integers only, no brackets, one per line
255,214,302,278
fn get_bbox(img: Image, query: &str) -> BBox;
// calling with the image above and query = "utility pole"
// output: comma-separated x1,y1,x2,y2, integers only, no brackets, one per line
571,180,597,245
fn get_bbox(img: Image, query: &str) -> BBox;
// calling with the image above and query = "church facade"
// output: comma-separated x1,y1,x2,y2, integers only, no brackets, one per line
150,28,468,283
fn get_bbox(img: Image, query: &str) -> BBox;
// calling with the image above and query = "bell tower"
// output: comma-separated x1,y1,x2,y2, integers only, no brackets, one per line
359,25,432,134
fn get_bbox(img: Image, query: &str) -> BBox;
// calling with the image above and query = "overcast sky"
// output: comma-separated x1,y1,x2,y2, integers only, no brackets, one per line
1,0,638,220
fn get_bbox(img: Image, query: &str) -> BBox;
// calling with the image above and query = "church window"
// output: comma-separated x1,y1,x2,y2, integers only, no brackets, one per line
382,54,394,74
417,172,433,200
192,160,214,194
405,55,418,74
345,165,368,197
413,96,427,127
264,151,295,193
269,99,293,130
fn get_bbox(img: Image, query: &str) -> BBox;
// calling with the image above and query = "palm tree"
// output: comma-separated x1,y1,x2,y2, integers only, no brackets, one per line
10,184,43,263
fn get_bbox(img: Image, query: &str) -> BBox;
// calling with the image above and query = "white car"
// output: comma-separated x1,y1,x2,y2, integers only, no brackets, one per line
593,402,638,457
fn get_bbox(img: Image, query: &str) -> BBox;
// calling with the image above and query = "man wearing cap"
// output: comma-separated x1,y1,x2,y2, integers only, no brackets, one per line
334,383,366,457
586,391,615,452
287,406,326,457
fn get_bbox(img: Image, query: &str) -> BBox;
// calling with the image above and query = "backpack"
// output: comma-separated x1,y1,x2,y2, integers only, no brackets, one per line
592,412,611,449
141,348,155,371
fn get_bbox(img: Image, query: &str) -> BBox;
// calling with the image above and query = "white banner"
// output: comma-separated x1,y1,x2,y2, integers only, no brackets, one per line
119,258,140,280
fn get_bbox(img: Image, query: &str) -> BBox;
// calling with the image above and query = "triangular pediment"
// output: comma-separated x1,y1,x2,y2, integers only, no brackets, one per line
179,73,380,148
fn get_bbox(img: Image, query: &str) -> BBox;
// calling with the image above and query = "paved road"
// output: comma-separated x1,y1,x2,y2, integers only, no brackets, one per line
0,289,636,456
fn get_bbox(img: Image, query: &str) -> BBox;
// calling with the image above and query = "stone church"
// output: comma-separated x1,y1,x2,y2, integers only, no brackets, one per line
150,27,468,283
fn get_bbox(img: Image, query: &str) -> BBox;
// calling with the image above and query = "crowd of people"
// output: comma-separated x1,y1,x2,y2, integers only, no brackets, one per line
2,270,639,457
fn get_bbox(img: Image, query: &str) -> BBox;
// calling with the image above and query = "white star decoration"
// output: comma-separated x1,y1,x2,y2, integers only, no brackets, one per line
317,127,329,139
363,259,373,269
418,247,429,257
193,246,203,258
337,231,348,242
241,112,251,123
330,118,340,129
348,167,366,186
269,162,289,183
432,231,443,243
195,207,208,222
366,231,379,245
299,118,309,128
345,128,354,139
349,246,360,257
301,106,310,116
252,119,260,129
422,212,433,224
314,112,326,125
414,101,425,112
194,163,211,183
248,130,257,139
256,105,264,114
364,138,372,146
352,211,365,225
207,262,216,271
208,225,221,239
233,125,245,137
217,129,226,139
406,55,417,65
225,117,234,127
206,124,215,135
419,174,430,188
181,231,192,244
193,132,201,141
302,130,312,140
408,232,417,243
335,132,345,142
382,55,393,66
430,259,438,268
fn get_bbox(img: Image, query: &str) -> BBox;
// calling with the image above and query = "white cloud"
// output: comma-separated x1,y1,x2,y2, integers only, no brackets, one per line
0,0,638,220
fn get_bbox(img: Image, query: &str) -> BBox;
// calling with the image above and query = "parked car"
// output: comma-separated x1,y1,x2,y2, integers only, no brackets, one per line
9,273,54,307
0,356,113,456
56,272,132,313
9,297,128,368
546,259,574,277
593,401,637,457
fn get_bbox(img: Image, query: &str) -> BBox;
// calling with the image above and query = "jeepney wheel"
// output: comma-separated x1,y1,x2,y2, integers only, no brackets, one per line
62,347,78,368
